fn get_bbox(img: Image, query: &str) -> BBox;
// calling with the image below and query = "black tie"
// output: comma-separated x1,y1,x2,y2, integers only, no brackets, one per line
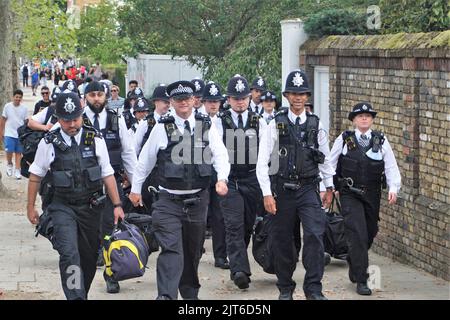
93,113,100,131
255,105,259,114
194,108,198,115
71,136,77,147
238,114,244,129
295,117,300,126
184,120,191,134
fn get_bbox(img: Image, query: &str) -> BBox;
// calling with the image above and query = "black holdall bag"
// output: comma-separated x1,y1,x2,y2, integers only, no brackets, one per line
324,193,348,260
252,214,275,274
35,209,56,249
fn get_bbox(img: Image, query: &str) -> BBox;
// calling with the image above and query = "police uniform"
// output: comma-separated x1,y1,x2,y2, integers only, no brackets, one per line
260,90,277,124
123,87,144,129
28,93,116,300
202,81,229,269
83,81,138,293
131,80,230,300
61,79,80,96
256,70,335,300
249,76,266,115
216,75,267,288
328,102,401,295
129,97,150,135
191,77,207,115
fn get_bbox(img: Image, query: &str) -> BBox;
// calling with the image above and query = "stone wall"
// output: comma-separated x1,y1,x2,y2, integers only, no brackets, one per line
300,32,449,280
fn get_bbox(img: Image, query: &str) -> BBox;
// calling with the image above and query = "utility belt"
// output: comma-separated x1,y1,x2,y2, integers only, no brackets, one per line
275,176,321,191
53,191,106,208
338,177,368,196
159,189,206,217
229,168,256,181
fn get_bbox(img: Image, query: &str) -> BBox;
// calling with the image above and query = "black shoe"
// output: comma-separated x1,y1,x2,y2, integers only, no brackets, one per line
305,292,328,300
96,252,104,267
278,290,294,300
232,272,250,289
214,258,230,269
324,252,331,266
106,278,120,294
356,282,372,295
156,295,171,300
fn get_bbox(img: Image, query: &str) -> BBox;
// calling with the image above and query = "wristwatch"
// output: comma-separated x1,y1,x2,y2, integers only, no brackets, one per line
326,186,334,192
113,203,122,208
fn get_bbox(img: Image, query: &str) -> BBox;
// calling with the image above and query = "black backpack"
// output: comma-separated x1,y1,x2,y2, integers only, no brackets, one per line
324,194,348,260
17,120,45,178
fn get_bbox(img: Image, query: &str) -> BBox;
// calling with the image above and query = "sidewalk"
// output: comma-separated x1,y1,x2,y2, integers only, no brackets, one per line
0,84,448,300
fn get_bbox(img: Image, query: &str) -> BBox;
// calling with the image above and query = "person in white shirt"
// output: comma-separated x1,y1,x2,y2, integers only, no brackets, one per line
328,102,401,296
249,76,266,115
0,89,28,179
260,90,277,123
129,80,229,300
26,92,124,300
128,97,150,136
190,77,207,115
256,69,334,300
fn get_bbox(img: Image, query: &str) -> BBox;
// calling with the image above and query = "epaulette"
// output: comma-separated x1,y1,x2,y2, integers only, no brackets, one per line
306,112,319,121
159,114,175,124
194,112,211,121
274,107,288,118
146,113,156,127
44,128,60,144
82,124,102,138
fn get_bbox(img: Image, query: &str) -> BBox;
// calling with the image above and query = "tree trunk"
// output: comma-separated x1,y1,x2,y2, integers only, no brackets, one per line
0,0,12,196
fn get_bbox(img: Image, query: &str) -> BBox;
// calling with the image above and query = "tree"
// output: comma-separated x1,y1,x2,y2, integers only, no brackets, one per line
76,0,133,64
0,0,13,195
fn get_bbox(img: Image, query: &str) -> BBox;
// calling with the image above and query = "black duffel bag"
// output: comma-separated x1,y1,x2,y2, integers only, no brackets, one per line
124,212,159,253
324,194,348,260
252,214,275,274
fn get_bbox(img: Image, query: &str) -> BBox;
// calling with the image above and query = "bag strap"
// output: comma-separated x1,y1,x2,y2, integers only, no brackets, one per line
328,192,342,214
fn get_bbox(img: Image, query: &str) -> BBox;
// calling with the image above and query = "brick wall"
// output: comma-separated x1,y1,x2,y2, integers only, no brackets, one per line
300,32,449,280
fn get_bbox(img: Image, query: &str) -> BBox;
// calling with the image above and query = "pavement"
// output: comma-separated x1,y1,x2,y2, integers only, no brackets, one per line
0,83,448,300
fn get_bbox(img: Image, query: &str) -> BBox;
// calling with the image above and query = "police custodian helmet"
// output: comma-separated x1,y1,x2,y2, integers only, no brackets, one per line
283,69,311,96
133,97,150,113
191,77,205,97
202,81,223,101
250,76,267,91
55,92,83,120
150,84,170,102
226,74,251,99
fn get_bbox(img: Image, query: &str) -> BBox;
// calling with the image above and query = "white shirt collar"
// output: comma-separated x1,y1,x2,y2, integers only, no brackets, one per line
173,111,195,134
288,108,307,124
60,127,83,146
355,128,372,139
230,108,248,127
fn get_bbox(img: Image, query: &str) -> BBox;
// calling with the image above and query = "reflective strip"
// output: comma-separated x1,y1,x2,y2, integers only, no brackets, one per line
103,239,144,277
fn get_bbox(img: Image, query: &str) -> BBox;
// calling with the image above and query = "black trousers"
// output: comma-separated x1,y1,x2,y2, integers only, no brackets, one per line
340,188,381,283
151,189,209,300
208,185,227,260
272,183,326,295
48,200,101,300
219,173,263,277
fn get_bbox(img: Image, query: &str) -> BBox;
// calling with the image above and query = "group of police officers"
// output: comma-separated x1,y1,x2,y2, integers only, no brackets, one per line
25,69,401,300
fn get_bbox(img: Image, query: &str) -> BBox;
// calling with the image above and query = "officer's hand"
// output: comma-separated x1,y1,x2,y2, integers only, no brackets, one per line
322,190,334,209
121,173,130,188
264,196,277,215
388,192,397,205
215,180,228,196
113,206,125,225
27,206,39,225
45,123,53,131
129,192,142,207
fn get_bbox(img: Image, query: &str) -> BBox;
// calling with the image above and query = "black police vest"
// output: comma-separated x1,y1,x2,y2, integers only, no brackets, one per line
273,111,323,181
157,114,212,190
122,109,137,130
338,131,385,187
141,113,157,150
83,111,123,174
220,110,260,178
45,126,103,200
44,107,58,125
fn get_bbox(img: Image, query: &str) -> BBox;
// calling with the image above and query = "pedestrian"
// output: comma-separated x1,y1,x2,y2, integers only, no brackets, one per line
26,92,125,300
260,90,277,123
31,68,39,96
107,85,125,113
328,102,401,295
249,76,266,115
129,80,230,300
256,69,335,300
82,81,137,294
22,63,29,87
216,74,267,289
0,89,28,180
202,81,229,270
39,68,48,87
33,86,51,115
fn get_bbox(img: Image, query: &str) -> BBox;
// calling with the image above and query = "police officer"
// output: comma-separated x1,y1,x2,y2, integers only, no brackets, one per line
249,76,266,115
256,69,335,300
216,74,267,289
328,102,401,295
129,97,150,135
129,80,230,300
28,86,61,131
191,77,207,115
26,93,125,300
202,81,229,269
260,90,277,124
83,81,138,294
134,84,170,156
123,87,144,128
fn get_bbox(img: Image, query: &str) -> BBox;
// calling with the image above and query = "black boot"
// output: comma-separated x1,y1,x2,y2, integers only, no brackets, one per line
232,272,250,289
214,258,230,269
356,282,372,295
305,292,328,300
